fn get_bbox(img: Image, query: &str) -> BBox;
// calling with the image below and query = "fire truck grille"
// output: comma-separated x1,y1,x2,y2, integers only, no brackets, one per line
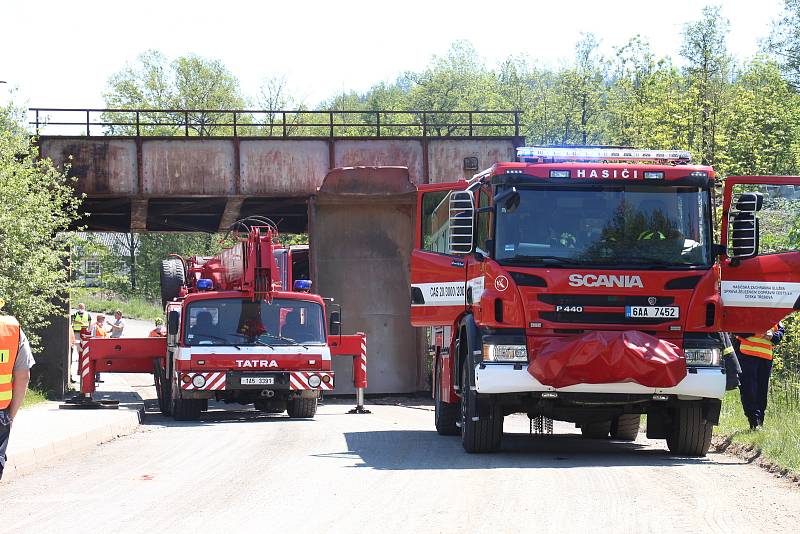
539,311,669,325
538,294,675,307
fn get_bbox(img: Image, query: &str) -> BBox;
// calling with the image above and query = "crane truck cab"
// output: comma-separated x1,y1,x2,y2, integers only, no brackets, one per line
411,146,800,455
154,225,342,421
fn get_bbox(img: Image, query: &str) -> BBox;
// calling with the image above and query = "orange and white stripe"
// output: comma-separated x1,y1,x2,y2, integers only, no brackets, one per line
181,372,227,390
290,371,334,391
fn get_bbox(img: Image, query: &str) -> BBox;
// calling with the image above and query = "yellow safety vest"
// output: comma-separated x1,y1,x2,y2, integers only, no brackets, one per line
737,327,778,360
72,311,91,332
0,315,20,410
637,230,666,240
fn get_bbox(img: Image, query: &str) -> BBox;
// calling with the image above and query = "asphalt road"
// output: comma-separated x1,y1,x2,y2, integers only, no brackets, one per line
2,398,799,534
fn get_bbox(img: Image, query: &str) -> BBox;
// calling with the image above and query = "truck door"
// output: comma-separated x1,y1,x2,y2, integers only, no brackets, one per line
720,176,800,332
410,184,470,327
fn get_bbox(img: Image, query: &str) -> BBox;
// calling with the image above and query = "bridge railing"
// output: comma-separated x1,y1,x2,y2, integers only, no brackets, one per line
29,108,522,138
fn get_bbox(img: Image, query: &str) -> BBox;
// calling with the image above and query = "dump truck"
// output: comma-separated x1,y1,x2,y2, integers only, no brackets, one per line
411,146,800,455
71,219,367,420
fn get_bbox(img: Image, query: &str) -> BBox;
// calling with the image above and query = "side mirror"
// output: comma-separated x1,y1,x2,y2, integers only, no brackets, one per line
448,190,475,255
328,310,341,336
168,310,180,336
729,193,763,260
493,186,520,213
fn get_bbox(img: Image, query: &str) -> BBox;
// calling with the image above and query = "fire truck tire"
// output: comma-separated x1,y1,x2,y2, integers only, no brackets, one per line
666,405,713,457
460,364,502,453
172,397,202,421
580,420,611,439
434,360,460,436
287,397,317,418
610,414,641,441
153,359,172,416
160,258,186,309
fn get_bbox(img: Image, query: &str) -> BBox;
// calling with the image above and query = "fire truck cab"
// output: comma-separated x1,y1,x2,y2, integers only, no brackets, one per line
411,146,800,455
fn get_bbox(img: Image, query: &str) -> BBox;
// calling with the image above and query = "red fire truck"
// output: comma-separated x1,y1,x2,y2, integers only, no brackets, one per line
411,146,800,455
72,220,367,420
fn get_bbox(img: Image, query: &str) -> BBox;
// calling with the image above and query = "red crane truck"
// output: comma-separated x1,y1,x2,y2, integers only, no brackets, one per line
72,220,367,420
411,146,800,455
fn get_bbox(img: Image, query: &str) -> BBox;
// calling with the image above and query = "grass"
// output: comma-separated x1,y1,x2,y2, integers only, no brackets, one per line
71,287,163,321
717,377,800,472
22,387,48,408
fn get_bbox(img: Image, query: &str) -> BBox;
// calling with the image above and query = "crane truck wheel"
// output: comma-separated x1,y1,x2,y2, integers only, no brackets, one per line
434,356,460,436
170,377,202,421
460,361,503,453
153,358,172,416
287,397,317,418
610,414,641,441
160,258,186,309
580,420,611,439
666,405,713,457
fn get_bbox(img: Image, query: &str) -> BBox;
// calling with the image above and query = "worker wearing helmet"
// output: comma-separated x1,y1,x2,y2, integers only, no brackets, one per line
149,318,166,337
0,298,36,481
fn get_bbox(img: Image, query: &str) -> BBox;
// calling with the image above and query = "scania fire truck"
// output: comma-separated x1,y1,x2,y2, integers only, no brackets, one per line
411,146,800,455
73,219,367,421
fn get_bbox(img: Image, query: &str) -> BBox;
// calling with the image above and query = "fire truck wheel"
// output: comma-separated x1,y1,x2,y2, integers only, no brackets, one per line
287,397,317,419
666,405,713,457
610,414,641,441
434,360,460,436
580,420,611,439
460,363,502,453
153,359,171,416
160,258,186,309
172,397,202,421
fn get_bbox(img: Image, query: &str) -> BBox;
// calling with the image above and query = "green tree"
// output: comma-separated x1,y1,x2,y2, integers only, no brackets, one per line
103,50,249,136
0,101,82,349
680,5,731,166
725,58,800,176
764,0,800,89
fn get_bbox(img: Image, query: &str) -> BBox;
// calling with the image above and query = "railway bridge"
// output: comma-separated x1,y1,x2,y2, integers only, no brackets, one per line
32,108,523,395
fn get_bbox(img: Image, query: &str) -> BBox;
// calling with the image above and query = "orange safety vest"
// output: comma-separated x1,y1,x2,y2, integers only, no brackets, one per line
0,315,21,410
91,322,108,338
737,324,780,360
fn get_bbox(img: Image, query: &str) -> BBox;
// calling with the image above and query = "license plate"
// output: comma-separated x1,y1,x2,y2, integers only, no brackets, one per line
241,376,274,385
625,306,679,318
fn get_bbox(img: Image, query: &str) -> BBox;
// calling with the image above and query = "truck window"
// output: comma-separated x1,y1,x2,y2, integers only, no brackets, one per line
421,190,450,253
475,187,490,255
184,298,325,346
730,183,800,255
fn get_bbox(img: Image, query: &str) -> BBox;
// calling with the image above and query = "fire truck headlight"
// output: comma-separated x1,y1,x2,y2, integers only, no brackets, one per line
192,374,206,388
482,344,528,362
308,375,322,388
684,348,721,366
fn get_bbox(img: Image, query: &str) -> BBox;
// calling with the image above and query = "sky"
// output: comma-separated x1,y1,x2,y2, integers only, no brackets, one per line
0,0,786,115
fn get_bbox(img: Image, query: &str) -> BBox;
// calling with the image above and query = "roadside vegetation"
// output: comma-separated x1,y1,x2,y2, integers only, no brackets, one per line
70,287,162,321
718,381,800,472
22,387,48,408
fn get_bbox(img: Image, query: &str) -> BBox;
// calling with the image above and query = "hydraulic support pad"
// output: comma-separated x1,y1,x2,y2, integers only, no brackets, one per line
347,333,371,414
61,336,118,410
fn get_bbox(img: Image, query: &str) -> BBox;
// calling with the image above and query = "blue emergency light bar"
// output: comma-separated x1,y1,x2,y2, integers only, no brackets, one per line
517,146,692,163
294,279,312,292
197,278,213,290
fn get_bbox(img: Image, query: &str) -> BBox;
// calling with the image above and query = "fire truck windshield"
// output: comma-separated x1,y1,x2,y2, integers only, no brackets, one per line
494,185,711,268
184,298,326,346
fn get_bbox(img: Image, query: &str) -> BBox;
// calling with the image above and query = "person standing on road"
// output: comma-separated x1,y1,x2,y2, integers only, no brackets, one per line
108,310,125,338
148,318,166,337
0,298,36,482
90,314,108,338
71,303,91,337
734,322,785,430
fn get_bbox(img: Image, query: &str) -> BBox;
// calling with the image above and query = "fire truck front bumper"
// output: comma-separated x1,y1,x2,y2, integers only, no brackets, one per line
178,371,334,392
473,363,726,400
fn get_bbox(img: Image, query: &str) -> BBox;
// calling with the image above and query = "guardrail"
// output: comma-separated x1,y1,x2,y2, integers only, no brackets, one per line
29,108,522,138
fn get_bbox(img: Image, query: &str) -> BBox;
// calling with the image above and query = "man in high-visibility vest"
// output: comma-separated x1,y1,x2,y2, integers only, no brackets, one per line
0,298,36,481
70,303,91,336
734,322,785,430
